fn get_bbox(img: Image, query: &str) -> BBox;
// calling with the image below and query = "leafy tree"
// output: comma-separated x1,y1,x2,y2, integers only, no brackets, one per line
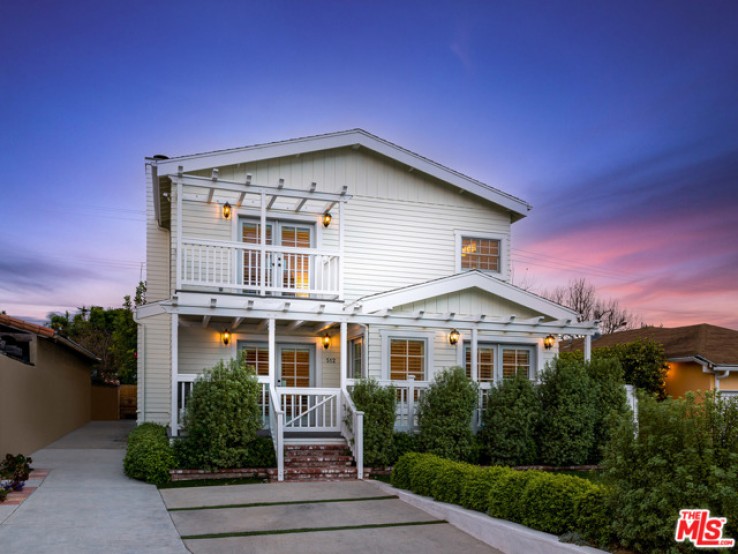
417,367,478,462
479,374,541,466
560,338,668,399
47,281,146,383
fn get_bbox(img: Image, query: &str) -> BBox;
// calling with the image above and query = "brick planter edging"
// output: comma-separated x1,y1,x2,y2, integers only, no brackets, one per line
170,468,273,481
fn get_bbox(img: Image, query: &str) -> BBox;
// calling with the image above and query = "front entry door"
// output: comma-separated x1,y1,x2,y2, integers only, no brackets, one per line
276,344,315,388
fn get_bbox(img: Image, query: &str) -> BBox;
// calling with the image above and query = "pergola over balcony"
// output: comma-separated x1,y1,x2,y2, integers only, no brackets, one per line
163,169,352,301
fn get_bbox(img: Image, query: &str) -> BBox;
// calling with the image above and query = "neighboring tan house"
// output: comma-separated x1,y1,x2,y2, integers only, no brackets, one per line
560,324,738,398
136,129,599,479
0,314,97,454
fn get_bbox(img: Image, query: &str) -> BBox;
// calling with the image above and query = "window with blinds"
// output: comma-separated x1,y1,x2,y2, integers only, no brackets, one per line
390,338,426,381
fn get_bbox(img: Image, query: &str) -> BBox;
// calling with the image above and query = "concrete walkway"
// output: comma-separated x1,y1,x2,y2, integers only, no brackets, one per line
160,481,503,554
0,421,188,554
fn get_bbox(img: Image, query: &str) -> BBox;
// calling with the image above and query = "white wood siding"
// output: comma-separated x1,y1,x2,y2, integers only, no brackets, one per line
181,148,513,300
145,164,171,301
178,324,232,374
139,313,172,425
395,289,541,319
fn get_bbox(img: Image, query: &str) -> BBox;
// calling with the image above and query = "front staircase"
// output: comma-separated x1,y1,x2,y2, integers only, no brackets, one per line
273,442,357,481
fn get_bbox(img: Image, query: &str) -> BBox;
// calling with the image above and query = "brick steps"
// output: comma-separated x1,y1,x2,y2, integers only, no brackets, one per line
279,442,357,481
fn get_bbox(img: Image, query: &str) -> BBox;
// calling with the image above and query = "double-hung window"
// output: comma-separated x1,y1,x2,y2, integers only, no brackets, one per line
348,338,363,380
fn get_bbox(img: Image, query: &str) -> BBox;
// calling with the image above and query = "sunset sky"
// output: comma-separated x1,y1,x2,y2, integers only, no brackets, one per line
1,1,737,329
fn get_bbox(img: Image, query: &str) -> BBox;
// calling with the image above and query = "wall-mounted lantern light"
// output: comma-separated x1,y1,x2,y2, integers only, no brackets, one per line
222,202,232,220
449,329,460,345
323,334,331,349
222,329,231,346
544,334,555,350
322,211,332,227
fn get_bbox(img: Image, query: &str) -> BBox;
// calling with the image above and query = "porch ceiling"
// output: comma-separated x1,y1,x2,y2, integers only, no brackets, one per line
178,314,338,336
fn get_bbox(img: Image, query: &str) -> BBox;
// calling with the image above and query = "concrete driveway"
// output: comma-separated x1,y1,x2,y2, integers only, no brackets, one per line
160,480,503,554
0,421,188,554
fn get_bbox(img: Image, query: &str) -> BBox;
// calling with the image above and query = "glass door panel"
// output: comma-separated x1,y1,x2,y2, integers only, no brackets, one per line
241,220,273,289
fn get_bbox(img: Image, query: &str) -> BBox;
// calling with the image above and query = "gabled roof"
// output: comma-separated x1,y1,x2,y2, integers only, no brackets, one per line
148,129,532,221
560,324,738,367
349,270,581,322
0,314,99,361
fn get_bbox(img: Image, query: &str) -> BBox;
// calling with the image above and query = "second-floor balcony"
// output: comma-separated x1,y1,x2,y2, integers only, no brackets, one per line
179,238,342,299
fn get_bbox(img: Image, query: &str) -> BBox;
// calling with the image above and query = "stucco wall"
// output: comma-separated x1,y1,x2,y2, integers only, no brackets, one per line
0,337,91,455
664,361,714,398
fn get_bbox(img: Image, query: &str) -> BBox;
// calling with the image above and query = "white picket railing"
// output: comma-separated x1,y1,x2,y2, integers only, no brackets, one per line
179,238,341,298
340,388,364,479
279,388,341,432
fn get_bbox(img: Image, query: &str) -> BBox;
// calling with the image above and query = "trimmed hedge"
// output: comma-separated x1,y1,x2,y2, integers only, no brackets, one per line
123,423,175,486
390,452,609,546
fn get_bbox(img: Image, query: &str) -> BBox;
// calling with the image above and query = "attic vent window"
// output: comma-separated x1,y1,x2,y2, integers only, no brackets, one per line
460,237,500,273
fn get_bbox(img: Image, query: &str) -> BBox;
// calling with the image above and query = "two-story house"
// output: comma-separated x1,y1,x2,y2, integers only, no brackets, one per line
135,129,598,480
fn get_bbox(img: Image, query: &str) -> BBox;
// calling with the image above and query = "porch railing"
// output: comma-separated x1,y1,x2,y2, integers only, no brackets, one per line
279,387,341,432
340,388,364,479
179,238,341,298
269,386,285,481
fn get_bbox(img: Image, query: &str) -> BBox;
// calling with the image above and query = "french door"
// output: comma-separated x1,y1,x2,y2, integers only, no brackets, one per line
241,218,314,294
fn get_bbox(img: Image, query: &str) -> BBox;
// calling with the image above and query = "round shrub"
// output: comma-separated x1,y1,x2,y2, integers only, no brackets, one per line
479,374,541,466
350,379,396,467
390,452,424,490
418,367,478,462
180,354,261,470
123,423,175,486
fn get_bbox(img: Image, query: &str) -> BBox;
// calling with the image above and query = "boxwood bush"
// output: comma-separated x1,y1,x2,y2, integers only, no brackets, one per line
417,367,478,462
391,452,610,546
178,354,262,470
479,374,541,466
350,378,396,467
123,423,175,486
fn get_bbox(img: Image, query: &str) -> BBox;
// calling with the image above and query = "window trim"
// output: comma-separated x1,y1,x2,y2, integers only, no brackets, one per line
348,337,364,380
454,230,507,279
380,330,435,382
462,341,537,383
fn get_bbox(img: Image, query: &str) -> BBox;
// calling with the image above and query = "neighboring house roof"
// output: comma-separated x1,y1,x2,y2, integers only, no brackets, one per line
350,270,581,323
0,314,99,362
560,324,738,368
148,129,532,221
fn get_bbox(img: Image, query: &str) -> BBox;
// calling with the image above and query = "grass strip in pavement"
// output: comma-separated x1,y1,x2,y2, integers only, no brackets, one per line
181,519,447,540
169,494,398,512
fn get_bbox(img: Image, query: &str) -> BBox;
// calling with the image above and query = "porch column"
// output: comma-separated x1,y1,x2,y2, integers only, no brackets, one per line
338,200,345,301
584,334,592,362
259,192,267,296
340,321,348,389
170,313,179,436
268,318,276,387
470,328,479,382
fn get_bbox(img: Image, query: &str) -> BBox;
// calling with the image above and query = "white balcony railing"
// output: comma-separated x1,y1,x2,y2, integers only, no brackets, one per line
179,238,341,298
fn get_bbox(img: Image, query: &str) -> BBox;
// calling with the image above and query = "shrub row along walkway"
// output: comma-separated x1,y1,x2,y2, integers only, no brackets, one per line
0,421,188,554
160,480,503,554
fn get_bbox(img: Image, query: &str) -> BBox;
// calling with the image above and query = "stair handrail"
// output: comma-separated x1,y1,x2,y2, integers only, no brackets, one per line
268,385,285,481
340,388,364,479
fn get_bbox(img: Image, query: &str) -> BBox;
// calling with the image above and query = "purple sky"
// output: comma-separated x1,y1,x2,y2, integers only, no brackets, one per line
1,1,737,329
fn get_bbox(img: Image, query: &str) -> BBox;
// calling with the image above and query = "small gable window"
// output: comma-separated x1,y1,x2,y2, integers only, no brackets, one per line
460,237,500,272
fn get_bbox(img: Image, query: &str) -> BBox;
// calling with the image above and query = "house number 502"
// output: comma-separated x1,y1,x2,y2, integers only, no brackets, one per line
326,357,337,364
